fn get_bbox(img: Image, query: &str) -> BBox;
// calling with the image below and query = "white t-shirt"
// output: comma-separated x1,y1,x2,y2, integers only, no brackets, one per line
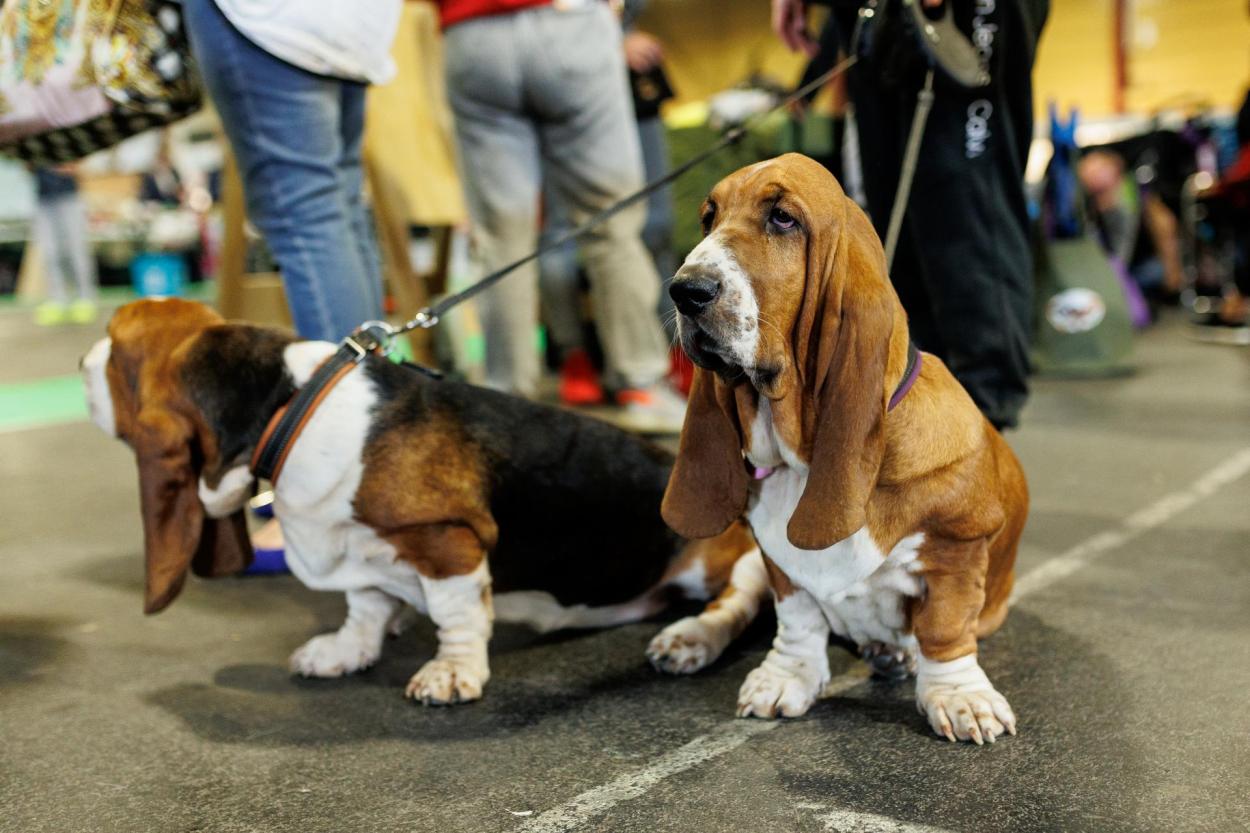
214,0,404,84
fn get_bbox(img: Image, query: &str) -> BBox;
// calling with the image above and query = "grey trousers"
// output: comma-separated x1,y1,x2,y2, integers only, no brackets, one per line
33,194,97,305
444,3,670,395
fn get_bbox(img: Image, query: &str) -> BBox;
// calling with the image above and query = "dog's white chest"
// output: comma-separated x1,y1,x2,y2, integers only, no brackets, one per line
746,468,925,648
271,343,425,607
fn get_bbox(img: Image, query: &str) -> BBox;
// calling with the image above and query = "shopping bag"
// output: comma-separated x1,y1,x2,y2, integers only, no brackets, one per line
1033,234,1134,377
0,0,200,164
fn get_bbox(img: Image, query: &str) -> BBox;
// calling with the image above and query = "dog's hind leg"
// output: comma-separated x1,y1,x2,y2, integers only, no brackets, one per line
647,546,769,675
290,588,402,678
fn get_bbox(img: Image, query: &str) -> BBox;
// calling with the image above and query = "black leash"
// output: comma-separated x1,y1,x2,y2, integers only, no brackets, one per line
249,48,923,480
390,54,860,337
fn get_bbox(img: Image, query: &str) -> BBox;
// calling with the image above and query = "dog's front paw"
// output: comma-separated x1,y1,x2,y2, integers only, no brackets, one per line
916,655,1016,745
405,659,487,706
736,662,823,719
289,631,381,678
647,616,729,675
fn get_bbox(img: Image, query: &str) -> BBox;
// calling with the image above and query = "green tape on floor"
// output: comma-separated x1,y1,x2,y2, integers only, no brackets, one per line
0,374,88,430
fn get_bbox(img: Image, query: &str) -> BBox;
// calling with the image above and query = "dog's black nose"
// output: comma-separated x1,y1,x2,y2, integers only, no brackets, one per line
670,276,720,317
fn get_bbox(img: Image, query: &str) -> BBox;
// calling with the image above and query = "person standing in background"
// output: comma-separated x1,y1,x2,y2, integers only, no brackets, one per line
621,0,678,321
182,0,402,557
773,0,1048,430
181,0,402,344
441,0,685,434
31,165,99,327
538,0,681,408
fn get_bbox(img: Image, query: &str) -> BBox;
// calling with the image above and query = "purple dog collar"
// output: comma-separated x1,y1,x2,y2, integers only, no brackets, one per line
744,342,921,482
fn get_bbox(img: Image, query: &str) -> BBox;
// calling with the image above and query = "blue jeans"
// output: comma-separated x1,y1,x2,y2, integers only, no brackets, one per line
183,0,383,342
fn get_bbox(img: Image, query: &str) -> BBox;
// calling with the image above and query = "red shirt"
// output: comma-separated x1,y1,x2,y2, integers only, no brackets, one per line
439,0,552,29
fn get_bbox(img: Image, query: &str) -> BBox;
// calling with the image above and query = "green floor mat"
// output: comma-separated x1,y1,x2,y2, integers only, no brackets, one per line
0,374,88,430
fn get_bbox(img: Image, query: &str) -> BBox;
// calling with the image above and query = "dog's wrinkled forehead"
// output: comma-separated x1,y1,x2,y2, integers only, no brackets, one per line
105,298,224,381
707,153,846,226
108,297,222,350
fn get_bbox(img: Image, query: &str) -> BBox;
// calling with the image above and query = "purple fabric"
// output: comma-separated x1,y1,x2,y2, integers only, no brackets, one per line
888,351,923,411
1110,254,1152,329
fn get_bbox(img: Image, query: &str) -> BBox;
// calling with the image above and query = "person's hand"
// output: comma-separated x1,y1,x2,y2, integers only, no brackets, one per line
623,31,664,73
771,0,818,57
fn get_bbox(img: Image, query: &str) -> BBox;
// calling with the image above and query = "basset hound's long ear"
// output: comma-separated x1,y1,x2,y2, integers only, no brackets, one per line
662,368,749,539
132,400,252,614
106,300,253,613
786,197,896,551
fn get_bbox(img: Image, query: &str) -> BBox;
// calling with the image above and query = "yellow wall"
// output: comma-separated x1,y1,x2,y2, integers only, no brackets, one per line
1125,0,1250,113
1033,0,1117,117
1034,0,1250,118
636,0,808,105
638,0,1248,120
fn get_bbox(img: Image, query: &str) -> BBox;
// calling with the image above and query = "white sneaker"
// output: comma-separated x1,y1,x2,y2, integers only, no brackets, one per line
612,382,687,435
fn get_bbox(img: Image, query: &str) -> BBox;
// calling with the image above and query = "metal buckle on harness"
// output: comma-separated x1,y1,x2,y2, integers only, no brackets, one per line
343,320,397,362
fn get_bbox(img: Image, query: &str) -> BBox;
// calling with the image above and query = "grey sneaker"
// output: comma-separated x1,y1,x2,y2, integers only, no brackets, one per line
612,382,687,435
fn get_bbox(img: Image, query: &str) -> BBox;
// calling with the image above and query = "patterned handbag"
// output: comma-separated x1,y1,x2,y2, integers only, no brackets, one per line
0,0,201,165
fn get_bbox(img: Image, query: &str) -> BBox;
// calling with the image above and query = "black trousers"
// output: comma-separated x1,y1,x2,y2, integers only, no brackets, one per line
831,0,1048,429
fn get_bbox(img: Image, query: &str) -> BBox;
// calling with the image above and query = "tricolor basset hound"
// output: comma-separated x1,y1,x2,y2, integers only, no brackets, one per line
82,299,767,705
663,154,1029,744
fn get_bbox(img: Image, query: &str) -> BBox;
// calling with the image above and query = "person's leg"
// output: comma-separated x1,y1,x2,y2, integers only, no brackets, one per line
842,0,1045,429
337,82,385,322
60,193,98,304
834,4,945,356
637,115,678,336
537,187,585,356
528,4,670,392
33,198,68,307
183,0,380,342
444,15,544,396
919,0,1044,428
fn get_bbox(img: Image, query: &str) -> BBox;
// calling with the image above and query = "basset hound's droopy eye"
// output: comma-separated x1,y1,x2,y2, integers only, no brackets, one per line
768,206,798,232
700,201,717,235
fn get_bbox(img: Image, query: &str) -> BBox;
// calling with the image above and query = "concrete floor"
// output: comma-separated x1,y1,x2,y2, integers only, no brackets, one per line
1,301,1248,833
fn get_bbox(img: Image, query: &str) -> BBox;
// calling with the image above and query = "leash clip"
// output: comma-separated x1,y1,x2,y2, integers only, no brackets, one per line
344,320,397,362
399,308,440,333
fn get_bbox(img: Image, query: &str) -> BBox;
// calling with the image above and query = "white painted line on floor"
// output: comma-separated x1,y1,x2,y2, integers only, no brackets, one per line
515,720,779,833
1010,445,1250,602
806,805,956,833
516,447,1250,833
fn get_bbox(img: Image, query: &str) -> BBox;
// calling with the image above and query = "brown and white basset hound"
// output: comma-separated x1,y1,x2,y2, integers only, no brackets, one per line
82,299,767,705
663,154,1029,744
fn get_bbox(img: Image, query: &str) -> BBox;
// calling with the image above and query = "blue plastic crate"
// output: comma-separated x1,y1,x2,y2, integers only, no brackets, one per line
131,252,187,297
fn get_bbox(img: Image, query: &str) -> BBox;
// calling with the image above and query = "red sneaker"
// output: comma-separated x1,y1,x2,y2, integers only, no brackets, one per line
559,348,605,406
